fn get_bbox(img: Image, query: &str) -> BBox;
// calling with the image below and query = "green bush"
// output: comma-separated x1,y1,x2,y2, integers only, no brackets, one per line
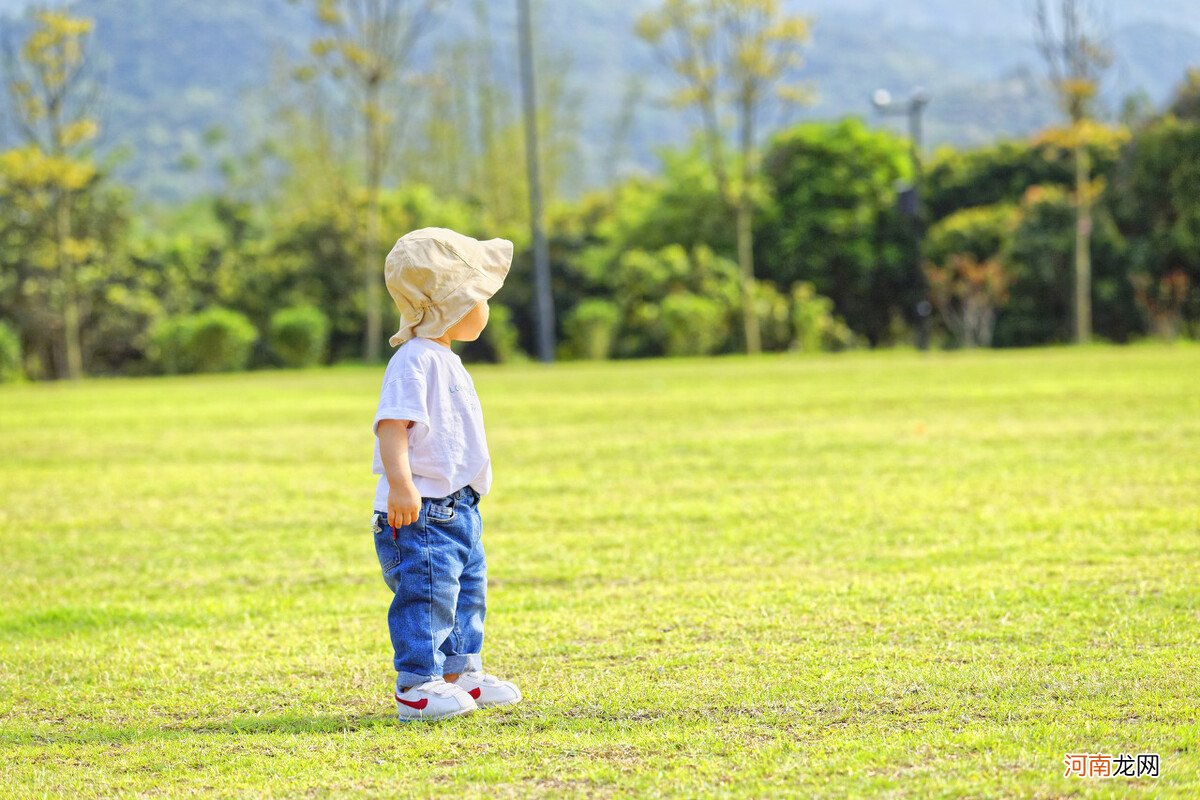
269,305,330,368
0,320,23,382
480,302,526,363
759,118,918,345
790,282,855,352
925,204,1017,264
659,292,728,357
752,280,794,352
151,307,257,374
565,299,622,359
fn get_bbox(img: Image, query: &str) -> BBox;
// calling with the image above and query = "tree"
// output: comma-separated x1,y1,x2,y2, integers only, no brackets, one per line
401,1,581,232
923,254,1010,348
924,136,1122,224
2,9,101,379
636,0,810,355
1167,68,1200,122
1112,116,1200,338
294,0,444,363
1034,0,1112,344
758,118,916,344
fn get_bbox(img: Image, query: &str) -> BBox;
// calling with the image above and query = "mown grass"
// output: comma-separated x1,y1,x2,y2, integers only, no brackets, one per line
1,344,1198,798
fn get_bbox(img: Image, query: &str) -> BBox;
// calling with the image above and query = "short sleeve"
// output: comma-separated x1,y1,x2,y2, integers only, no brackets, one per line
373,368,431,438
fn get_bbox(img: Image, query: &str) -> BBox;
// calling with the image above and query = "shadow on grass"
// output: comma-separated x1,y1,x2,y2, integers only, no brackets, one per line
187,712,403,735
3,711,480,746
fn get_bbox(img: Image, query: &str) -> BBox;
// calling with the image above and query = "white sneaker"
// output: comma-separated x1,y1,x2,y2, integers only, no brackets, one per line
394,678,478,722
451,671,522,708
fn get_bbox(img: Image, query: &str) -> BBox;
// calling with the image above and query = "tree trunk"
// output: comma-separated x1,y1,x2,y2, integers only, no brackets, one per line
736,200,761,355
363,81,383,363
57,191,83,380
737,94,761,355
1073,140,1092,344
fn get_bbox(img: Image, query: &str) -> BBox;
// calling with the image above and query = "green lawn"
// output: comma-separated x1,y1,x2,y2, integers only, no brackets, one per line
1,344,1198,798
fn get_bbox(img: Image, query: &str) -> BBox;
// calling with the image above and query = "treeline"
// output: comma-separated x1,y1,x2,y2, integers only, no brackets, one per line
1,5,1198,381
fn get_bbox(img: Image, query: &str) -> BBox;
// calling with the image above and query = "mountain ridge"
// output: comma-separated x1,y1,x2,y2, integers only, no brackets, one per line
1,0,1196,200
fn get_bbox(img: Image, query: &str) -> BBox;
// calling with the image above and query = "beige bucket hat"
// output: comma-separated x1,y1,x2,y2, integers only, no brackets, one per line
383,227,514,347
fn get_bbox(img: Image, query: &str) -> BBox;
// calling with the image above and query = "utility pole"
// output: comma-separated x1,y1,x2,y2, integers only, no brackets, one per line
872,87,931,348
516,0,556,363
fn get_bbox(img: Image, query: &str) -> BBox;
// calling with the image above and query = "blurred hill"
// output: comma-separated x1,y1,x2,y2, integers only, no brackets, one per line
1,0,1197,200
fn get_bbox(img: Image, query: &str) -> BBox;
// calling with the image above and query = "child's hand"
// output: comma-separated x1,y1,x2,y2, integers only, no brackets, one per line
388,479,422,529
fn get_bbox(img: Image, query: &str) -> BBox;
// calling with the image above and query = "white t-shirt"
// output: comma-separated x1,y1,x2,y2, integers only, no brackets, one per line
372,337,492,511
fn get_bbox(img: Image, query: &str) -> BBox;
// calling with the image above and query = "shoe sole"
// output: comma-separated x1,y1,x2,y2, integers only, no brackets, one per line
475,695,522,709
396,705,477,722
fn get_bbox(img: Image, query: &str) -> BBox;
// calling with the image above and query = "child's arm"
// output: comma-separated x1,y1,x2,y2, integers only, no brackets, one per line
377,419,422,529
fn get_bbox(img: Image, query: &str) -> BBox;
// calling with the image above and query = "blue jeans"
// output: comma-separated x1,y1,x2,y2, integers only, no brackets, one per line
371,484,486,689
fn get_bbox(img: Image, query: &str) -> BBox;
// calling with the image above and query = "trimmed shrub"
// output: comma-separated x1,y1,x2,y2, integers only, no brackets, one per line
269,305,330,368
565,298,621,359
791,282,855,352
925,203,1018,264
151,307,257,374
659,292,727,356
752,280,794,352
0,321,22,382
480,302,526,363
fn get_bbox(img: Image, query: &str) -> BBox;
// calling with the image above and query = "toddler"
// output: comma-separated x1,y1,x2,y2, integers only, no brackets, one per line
370,227,521,721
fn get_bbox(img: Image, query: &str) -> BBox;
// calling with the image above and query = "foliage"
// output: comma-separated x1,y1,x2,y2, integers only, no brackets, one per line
564,298,621,360
788,281,854,352
0,146,130,379
924,135,1124,223
252,181,492,362
636,0,813,354
1034,0,1111,124
923,204,1016,348
1131,270,1190,341
924,254,1010,348
5,10,99,153
0,319,22,381
150,306,257,374
759,118,917,345
997,184,1132,346
1111,116,1200,338
635,0,811,207
659,292,728,357
750,279,793,352
606,244,743,358
1,7,102,378
269,305,329,368
1168,67,1200,122
293,0,449,361
475,302,526,364
924,203,1017,264
573,145,739,277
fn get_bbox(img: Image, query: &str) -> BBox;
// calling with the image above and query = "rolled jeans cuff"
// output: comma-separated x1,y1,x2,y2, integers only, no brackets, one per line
395,655,483,690
441,653,482,675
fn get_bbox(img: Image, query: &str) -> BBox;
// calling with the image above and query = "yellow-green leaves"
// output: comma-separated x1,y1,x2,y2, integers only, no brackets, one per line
7,10,100,154
0,146,98,191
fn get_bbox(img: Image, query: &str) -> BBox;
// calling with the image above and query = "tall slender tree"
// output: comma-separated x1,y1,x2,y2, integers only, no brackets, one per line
2,9,101,379
296,0,444,362
1034,0,1111,344
637,0,810,355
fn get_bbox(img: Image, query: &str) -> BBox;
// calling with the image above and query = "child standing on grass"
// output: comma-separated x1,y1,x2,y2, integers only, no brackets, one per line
370,227,521,722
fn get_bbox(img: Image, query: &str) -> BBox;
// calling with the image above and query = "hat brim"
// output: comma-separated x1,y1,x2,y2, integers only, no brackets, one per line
387,239,512,348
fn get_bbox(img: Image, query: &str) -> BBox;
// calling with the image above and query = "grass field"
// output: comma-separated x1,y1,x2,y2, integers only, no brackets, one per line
1,344,1198,798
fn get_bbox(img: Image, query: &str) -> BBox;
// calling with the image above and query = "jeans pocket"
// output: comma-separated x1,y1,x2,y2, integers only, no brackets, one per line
371,512,401,572
426,502,456,525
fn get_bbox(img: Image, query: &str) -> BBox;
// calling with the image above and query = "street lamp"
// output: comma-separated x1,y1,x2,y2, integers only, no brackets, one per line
871,87,930,202
872,87,932,348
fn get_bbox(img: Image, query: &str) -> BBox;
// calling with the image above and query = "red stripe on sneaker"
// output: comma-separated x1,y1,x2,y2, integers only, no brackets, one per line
396,695,428,710
468,688,481,700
